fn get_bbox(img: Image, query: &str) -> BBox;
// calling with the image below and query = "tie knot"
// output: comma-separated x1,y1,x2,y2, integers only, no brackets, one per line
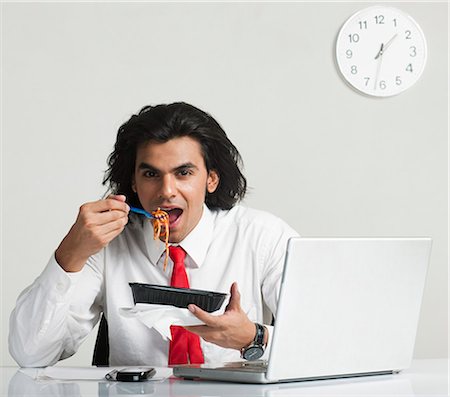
169,246,186,264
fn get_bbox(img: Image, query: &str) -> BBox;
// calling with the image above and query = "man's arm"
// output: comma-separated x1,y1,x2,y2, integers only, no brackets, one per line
9,253,104,367
55,195,129,272
9,195,129,367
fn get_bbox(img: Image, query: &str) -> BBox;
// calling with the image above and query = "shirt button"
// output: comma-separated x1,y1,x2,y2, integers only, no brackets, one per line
56,282,65,292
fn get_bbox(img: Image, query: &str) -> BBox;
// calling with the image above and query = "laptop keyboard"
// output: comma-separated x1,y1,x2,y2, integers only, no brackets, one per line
217,360,268,373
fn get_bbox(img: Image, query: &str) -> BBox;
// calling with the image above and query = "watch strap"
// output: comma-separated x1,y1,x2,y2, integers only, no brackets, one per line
240,323,266,360
254,323,265,346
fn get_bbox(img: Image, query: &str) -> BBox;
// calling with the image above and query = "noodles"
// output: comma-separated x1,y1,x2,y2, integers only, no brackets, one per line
151,208,170,271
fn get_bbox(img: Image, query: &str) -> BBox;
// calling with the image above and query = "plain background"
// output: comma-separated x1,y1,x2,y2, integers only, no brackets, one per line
1,1,448,366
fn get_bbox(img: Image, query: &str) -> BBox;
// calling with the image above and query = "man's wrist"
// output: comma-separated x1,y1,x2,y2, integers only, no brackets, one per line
55,246,87,273
240,323,267,360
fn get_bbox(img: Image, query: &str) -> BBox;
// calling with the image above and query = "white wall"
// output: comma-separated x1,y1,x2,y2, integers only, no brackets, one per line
1,1,448,366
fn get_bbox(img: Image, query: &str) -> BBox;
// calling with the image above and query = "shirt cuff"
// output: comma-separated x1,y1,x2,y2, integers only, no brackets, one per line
261,324,274,361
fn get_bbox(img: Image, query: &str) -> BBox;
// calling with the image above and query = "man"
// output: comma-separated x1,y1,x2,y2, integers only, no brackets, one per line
9,102,298,367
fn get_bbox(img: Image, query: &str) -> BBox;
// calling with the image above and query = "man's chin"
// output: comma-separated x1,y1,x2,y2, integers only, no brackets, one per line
166,229,184,244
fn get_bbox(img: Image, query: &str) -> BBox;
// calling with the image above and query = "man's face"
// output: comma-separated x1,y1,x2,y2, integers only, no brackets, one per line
133,136,219,243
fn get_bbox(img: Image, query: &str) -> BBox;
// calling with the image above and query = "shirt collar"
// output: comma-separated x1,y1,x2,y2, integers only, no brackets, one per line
144,219,167,266
179,204,214,268
146,204,214,268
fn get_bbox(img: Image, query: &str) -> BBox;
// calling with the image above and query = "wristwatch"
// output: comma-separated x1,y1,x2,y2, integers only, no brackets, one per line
240,323,266,361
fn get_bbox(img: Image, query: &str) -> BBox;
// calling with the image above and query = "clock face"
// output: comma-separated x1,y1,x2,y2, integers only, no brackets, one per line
335,6,427,97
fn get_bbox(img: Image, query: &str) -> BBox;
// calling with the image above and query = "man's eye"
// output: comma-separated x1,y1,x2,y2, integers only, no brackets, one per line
144,171,157,178
178,169,192,176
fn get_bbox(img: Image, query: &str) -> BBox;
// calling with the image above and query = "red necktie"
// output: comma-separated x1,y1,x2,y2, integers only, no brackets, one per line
168,246,205,365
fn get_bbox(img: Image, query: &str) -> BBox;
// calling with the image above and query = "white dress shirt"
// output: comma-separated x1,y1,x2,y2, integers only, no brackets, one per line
9,205,298,367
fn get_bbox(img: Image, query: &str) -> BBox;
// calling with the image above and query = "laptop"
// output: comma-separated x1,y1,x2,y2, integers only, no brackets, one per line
173,237,432,384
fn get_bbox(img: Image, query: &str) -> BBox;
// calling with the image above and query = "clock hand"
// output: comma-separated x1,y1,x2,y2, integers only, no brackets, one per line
374,43,384,60
383,33,398,53
374,44,384,90
373,33,399,90
374,34,398,59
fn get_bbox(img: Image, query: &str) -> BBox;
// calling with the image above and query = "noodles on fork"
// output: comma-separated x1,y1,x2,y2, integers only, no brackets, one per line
151,208,170,271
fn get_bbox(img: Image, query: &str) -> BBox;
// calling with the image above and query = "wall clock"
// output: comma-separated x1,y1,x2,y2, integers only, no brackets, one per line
335,6,427,97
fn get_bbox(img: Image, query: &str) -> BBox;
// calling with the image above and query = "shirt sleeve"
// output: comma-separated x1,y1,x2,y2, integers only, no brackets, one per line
259,217,299,358
8,251,105,367
260,219,299,317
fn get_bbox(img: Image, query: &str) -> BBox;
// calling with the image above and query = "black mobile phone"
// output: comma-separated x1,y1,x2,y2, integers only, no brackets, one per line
105,367,156,382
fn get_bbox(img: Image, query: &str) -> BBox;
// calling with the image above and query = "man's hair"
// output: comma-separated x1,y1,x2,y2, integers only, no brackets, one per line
103,102,247,210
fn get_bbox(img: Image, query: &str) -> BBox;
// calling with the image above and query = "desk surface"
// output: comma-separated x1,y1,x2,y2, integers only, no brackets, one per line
1,359,448,397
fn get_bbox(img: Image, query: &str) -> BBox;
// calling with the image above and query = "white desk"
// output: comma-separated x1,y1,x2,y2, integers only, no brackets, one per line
1,359,448,396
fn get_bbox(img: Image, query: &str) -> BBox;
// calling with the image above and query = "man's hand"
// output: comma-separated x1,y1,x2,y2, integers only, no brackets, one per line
184,282,256,350
55,195,130,272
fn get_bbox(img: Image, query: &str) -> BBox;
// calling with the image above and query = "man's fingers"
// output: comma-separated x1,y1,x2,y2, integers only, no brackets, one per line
101,197,129,212
94,209,129,226
107,194,127,202
101,222,128,244
225,282,241,312
184,325,207,335
99,216,129,235
188,305,220,327
83,197,129,214
184,325,220,343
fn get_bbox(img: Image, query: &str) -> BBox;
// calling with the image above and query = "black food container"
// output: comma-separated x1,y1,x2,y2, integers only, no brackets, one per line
129,283,227,313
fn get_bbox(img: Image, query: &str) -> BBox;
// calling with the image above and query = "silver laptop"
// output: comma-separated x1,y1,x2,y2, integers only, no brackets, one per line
173,237,432,383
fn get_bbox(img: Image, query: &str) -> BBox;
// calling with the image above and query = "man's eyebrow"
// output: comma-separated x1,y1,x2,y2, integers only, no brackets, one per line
137,162,159,171
174,163,198,172
137,162,198,173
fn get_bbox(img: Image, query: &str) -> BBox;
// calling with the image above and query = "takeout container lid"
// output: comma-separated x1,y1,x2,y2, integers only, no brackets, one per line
129,283,227,312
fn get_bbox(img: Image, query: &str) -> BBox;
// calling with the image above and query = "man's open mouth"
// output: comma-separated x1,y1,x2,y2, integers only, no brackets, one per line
161,208,183,224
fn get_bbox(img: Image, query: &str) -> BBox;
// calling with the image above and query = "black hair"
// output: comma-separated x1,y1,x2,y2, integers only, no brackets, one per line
103,102,247,210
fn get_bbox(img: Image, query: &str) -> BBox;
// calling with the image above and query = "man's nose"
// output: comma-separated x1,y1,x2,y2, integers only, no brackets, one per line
159,174,177,199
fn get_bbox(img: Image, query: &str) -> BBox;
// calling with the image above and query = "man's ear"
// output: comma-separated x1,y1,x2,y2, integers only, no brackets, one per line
207,170,220,193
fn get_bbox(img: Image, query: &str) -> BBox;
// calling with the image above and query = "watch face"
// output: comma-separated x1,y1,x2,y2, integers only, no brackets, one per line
335,6,427,97
243,345,264,361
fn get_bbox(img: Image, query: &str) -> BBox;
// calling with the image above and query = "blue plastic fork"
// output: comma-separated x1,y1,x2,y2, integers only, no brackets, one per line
129,206,158,219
